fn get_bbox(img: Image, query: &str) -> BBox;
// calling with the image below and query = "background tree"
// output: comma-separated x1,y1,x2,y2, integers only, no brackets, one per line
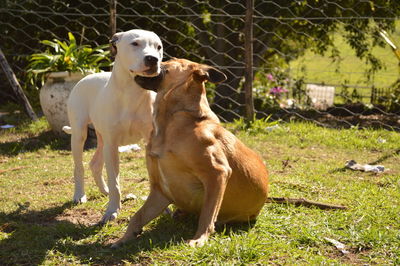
1,0,399,118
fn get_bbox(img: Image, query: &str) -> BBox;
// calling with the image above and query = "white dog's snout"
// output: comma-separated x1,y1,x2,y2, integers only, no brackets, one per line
144,55,159,67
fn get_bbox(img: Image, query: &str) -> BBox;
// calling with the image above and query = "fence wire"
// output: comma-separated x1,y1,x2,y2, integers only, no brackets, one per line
1,0,400,131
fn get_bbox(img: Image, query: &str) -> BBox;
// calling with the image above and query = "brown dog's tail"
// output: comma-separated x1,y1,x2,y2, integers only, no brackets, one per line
267,197,347,210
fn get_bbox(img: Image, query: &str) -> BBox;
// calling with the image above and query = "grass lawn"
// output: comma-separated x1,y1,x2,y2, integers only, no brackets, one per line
290,22,400,90
0,114,399,264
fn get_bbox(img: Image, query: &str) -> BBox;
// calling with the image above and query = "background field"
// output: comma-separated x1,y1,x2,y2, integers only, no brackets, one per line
290,23,400,89
0,114,399,265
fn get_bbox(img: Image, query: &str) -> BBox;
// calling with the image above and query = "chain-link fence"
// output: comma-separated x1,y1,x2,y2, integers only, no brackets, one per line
1,0,400,130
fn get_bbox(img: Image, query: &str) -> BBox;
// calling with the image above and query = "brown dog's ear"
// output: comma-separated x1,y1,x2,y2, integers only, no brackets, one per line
194,67,227,84
109,32,123,56
207,67,227,83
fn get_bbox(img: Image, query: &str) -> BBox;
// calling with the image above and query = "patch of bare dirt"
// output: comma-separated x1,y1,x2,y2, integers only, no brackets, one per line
54,208,102,226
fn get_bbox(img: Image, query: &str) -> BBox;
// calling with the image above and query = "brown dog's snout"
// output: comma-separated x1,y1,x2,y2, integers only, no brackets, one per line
144,55,158,67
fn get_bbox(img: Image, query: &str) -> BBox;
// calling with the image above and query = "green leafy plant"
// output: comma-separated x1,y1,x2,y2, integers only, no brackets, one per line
230,114,281,135
26,32,112,90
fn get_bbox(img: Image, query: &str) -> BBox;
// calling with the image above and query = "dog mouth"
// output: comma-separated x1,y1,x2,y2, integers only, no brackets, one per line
138,66,160,77
129,66,160,77
144,68,159,76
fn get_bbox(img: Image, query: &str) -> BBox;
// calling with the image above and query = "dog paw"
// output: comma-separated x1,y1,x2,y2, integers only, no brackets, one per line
100,211,118,224
110,230,142,248
187,237,207,247
99,187,109,196
73,194,87,204
110,239,124,249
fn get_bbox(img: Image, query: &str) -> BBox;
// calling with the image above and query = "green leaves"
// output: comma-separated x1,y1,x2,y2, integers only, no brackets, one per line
26,32,112,90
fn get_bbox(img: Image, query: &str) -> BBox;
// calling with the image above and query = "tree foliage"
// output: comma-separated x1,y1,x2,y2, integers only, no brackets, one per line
1,0,400,116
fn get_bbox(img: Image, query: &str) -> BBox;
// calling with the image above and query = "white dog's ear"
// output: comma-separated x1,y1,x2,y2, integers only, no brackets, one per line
110,32,123,56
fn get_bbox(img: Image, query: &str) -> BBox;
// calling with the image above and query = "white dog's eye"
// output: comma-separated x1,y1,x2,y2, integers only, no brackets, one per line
157,45,162,50
132,42,139,47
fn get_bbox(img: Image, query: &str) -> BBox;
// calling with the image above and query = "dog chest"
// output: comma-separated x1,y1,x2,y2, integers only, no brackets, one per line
156,161,204,212
117,120,145,145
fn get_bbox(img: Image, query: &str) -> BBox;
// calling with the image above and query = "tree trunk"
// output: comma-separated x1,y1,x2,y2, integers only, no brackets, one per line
0,48,38,121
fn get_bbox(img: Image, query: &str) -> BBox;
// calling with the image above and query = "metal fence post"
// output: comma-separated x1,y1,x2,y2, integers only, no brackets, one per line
244,0,254,121
110,0,117,37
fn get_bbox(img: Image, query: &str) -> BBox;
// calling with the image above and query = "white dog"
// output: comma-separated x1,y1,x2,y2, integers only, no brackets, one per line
63,29,163,223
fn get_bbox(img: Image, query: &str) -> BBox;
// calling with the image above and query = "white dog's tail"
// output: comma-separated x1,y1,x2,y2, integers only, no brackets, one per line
62,126,72,134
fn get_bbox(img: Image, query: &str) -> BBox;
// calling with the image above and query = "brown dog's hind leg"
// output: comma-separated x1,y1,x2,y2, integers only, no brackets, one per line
111,187,171,248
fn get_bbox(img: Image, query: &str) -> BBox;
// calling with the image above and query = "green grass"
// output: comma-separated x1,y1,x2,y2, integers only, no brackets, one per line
290,23,400,89
1,114,399,265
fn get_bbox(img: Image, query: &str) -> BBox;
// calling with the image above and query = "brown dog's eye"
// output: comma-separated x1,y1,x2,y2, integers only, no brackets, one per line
165,69,169,74
157,45,162,50
132,42,139,46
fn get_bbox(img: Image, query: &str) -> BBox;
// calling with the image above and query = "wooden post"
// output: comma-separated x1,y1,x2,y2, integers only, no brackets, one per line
110,0,117,37
0,48,38,121
244,0,254,121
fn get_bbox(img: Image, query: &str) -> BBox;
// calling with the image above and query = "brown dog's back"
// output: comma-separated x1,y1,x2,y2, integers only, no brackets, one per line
218,132,269,222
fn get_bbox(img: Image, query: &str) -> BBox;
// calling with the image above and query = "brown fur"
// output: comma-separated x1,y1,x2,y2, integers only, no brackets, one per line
112,58,269,248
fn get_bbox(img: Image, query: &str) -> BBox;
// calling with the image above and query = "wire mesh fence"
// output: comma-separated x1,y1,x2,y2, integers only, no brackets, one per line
1,0,400,130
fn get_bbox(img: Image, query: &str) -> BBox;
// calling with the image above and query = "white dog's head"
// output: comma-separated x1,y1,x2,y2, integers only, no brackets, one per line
110,29,163,77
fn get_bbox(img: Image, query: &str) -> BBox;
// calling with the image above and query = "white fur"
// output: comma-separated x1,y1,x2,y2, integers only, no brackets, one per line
65,29,162,223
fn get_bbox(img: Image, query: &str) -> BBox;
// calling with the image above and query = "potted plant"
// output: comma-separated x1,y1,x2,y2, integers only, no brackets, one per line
26,32,111,134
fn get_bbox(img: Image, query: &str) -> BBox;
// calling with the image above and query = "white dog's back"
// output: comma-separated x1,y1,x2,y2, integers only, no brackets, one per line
69,72,111,107
66,72,111,127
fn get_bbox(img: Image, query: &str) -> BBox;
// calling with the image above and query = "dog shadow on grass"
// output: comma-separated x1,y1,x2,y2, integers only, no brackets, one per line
0,201,101,264
0,129,97,157
0,200,255,264
58,212,255,264
45,210,254,264
0,130,69,156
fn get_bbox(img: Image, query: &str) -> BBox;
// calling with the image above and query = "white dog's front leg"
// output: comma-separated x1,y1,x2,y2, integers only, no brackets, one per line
101,143,122,223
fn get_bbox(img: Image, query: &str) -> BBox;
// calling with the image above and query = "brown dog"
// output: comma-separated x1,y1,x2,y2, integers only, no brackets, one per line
112,58,269,248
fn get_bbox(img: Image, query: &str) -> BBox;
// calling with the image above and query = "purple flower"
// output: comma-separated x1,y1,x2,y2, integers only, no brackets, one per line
266,74,274,81
269,86,288,95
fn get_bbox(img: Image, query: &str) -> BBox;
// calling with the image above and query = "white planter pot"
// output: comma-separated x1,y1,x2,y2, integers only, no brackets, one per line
39,71,85,134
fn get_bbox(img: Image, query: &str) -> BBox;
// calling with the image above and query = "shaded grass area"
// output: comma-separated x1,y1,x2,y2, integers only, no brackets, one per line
1,115,399,264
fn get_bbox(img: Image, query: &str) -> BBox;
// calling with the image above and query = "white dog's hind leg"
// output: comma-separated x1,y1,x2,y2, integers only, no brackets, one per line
90,132,109,195
71,124,88,203
101,142,121,223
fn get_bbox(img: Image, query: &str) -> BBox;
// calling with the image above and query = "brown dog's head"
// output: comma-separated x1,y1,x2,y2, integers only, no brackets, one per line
135,58,227,95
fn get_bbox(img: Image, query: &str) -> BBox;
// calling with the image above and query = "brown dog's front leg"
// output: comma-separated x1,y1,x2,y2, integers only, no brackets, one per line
111,187,171,248
188,168,230,247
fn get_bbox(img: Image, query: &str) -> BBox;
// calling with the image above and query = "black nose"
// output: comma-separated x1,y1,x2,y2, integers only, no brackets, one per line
144,55,158,67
